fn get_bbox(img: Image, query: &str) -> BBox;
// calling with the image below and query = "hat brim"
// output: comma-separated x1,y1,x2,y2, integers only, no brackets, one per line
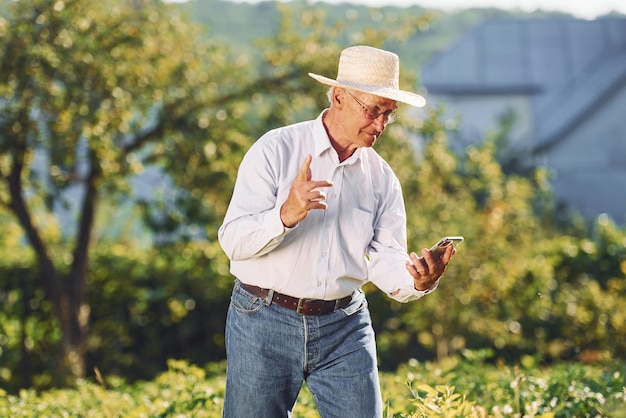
308,72,426,108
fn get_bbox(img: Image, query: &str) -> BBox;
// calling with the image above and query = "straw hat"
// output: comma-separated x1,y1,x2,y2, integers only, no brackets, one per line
308,45,426,108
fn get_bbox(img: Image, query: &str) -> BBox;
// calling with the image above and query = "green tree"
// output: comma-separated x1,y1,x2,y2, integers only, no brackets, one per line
0,0,434,388
4,0,624,391
370,105,626,366
0,0,248,384
373,109,564,363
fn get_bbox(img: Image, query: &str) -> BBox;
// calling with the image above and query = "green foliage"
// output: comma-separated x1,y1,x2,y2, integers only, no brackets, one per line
1,359,624,417
0,0,253,384
368,108,626,367
383,357,626,418
0,360,227,417
1,0,626,396
191,0,582,70
84,241,233,382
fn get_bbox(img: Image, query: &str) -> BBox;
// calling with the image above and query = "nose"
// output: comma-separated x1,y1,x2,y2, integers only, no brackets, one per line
372,114,387,130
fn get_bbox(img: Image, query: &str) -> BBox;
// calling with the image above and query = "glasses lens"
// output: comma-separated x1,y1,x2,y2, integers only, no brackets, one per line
365,108,397,124
350,91,397,123
365,109,380,119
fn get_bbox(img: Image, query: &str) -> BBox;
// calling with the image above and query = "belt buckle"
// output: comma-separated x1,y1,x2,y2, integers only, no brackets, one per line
296,298,320,315
296,298,307,315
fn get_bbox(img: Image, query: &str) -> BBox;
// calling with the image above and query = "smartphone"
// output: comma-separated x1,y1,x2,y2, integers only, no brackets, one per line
429,236,464,258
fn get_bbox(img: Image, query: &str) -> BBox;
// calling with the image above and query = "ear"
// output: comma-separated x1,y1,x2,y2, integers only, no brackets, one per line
332,87,345,109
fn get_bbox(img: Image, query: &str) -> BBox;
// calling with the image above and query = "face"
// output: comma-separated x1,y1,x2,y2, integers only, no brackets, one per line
334,88,398,149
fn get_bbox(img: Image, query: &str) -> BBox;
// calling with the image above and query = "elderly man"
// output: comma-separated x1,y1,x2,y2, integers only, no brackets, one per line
218,45,457,418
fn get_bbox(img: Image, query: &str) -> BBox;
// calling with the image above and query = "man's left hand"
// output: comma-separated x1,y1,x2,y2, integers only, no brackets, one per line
406,244,455,291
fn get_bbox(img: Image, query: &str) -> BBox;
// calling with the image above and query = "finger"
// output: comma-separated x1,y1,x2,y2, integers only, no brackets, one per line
296,155,313,182
306,189,327,201
405,260,417,276
308,180,334,190
409,252,428,275
425,247,449,275
439,244,455,266
421,247,436,266
308,200,329,210
421,248,438,274
423,248,447,275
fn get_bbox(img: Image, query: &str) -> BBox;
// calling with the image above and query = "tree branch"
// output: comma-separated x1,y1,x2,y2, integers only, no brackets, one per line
6,130,58,306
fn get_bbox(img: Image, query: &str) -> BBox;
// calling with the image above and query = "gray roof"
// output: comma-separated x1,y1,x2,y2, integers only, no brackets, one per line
421,18,626,150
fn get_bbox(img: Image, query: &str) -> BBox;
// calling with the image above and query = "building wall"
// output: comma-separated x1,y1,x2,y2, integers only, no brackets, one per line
426,85,626,225
538,82,626,224
429,93,534,151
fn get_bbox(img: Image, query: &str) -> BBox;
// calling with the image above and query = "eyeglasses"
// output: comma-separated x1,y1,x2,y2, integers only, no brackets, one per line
346,90,398,124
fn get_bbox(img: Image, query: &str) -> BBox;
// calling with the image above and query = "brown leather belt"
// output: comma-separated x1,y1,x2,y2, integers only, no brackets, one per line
240,283,352,316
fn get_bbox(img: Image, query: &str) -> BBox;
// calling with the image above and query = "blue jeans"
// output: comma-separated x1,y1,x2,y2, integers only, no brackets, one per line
222,280,383,418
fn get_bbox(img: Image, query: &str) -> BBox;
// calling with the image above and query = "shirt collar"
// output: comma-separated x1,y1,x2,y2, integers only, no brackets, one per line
313,110,333,158
313,110,363,164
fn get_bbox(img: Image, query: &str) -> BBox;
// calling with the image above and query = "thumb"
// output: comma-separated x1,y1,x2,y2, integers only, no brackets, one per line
296,155,313,182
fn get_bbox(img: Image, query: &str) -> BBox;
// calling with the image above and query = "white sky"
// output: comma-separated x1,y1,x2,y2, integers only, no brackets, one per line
214,0,626,20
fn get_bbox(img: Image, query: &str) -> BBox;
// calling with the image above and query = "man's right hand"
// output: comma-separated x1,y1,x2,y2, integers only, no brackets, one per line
280,155,334,228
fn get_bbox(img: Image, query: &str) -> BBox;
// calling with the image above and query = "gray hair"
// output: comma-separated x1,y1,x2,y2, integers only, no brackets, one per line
326,87,334,104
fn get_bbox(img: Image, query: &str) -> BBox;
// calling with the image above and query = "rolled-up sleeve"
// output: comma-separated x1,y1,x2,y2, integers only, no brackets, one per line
366,171,438,303
218,138,294,261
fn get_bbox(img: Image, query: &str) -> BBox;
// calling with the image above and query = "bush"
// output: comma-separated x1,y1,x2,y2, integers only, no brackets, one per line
1,359,624,417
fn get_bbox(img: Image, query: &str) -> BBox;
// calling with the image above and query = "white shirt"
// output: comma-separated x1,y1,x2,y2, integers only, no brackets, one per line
218,111,436,303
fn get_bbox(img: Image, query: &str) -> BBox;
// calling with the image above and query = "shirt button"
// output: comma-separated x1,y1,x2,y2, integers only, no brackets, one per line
321,252,327,257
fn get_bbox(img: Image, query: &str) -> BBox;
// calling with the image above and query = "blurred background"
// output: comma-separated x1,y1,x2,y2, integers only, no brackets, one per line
0,0,625,392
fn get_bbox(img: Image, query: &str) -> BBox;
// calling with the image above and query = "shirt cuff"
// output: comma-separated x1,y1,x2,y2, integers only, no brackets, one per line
389,279,440,303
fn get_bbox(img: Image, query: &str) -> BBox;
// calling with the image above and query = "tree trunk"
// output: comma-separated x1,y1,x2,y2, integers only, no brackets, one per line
40,265,88,385
6,135,97,385
433,323,449,361
61,160,100,381
57,284,88,381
